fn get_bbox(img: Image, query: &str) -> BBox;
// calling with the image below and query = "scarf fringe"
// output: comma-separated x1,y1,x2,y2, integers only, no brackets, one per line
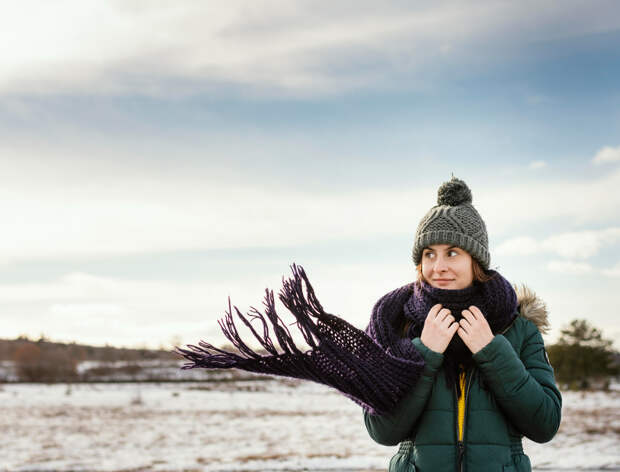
176,264,318,368
176,263,425,415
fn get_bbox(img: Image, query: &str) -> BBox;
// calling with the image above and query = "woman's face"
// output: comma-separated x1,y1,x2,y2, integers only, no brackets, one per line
421,244,474,289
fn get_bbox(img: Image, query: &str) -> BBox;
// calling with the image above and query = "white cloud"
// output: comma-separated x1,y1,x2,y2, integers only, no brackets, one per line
50,302,127,317
602,261,620,277
0,176,432,264
478,167,620,236
0,271,225,309
0,270,268,347
494,236,541,256
592,145,620,165
543,228,620,259
528,160,547,170
1,1,620,97
496,228,620,259
546,260,593,275
0,260,409,348
1,137,620,264
546,260,620,278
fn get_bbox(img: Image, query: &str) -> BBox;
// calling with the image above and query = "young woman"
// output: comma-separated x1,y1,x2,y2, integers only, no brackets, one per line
178,177,562,472
364,178,562,472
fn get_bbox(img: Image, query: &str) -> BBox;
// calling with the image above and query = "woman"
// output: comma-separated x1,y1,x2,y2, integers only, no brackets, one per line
364,177,562,471
177,177,561,472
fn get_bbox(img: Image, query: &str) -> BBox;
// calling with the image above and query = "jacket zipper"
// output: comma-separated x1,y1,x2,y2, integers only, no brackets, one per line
455,366,475,472
453,315,516,471
453,314,516,472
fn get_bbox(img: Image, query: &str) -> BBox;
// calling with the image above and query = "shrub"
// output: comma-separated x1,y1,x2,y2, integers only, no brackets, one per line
13,343,77,382
547,319,619,390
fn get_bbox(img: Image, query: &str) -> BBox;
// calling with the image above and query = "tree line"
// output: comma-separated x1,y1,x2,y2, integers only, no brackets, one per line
1,320,618,388
546,319,619,390
0,336,177,383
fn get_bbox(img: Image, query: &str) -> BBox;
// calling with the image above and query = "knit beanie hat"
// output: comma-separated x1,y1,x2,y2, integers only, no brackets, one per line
412,177,490,269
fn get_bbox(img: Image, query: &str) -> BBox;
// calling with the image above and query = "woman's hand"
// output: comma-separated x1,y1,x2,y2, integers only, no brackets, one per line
457,305,494,354
420,304,459,354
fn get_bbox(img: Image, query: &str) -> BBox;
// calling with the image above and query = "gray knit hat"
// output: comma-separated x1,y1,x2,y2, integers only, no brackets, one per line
412,177,490,269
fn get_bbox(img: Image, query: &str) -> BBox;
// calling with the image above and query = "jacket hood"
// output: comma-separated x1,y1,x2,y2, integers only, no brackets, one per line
513,284,550,334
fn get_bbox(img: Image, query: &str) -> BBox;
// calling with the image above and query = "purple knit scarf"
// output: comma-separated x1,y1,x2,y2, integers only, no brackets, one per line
177,264,518,415
402,272,518,393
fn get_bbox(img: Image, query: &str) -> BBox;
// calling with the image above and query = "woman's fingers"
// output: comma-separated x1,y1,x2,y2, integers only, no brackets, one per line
422,304,491,355
469,305,484,319
462,306,491,331
459,318,471,334
441,313,455,327
457,306,494,354
437,308,452,322
448,322,459,336
429,303,443,319
421,304,459,353
461,309,476,324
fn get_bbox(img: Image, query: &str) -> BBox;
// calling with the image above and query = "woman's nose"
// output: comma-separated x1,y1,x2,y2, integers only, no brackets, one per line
434,257,449,272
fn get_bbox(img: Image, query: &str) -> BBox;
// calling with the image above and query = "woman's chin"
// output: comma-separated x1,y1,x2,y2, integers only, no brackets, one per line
431,280,458,289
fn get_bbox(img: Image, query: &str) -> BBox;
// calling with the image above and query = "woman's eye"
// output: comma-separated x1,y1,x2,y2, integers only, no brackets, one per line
424,252,434,258
448,250,458,257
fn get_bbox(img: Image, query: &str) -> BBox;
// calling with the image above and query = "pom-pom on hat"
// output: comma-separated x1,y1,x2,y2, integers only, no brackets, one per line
412,176,490,269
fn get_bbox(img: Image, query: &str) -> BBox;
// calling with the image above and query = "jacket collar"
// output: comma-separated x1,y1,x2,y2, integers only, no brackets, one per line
514,284,550,334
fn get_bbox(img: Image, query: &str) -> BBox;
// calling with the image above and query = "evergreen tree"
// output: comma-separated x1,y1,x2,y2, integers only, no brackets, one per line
547,319,619,390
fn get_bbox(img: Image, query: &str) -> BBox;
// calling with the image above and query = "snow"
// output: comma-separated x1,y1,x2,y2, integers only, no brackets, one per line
0,380,618,471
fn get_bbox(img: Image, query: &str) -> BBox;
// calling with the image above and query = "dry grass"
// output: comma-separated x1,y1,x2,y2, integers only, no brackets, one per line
305,451,353,459
559,391,620,437
237,452,288,462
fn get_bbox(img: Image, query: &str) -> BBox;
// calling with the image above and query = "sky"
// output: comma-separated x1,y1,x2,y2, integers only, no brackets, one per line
1,1,619,351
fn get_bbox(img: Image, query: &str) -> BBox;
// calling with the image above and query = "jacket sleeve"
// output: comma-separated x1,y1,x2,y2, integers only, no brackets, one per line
472,321,562,443
363,337,444,446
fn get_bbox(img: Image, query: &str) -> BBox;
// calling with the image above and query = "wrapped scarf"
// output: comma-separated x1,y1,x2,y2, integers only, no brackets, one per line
176,264,518,415
400,270,517,395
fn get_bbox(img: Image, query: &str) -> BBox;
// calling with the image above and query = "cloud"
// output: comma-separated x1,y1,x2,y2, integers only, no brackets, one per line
496,228,620,259
1,136,620,264
2,1,620,97
499,228,620,278
602,261,620,277
494,236,540,256
0,270,270,347
0,175,433,264
0,259,409,348
546,260,593,275
50,302,127,317
592,145,620,165
478,167,620,236
543,228,620,259
528,160,547,170
546,260,620,277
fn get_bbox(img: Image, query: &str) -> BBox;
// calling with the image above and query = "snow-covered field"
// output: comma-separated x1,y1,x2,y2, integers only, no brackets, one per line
1,380,618,472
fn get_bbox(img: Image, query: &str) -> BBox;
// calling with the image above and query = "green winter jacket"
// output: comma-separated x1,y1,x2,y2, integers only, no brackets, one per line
363,286,562,472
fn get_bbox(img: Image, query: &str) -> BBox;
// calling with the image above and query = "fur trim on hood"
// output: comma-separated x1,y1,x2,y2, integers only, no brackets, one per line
513,284,550,334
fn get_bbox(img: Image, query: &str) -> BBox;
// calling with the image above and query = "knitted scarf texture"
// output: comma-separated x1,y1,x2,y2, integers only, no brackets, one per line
402,272,518,394
177,264,518,416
